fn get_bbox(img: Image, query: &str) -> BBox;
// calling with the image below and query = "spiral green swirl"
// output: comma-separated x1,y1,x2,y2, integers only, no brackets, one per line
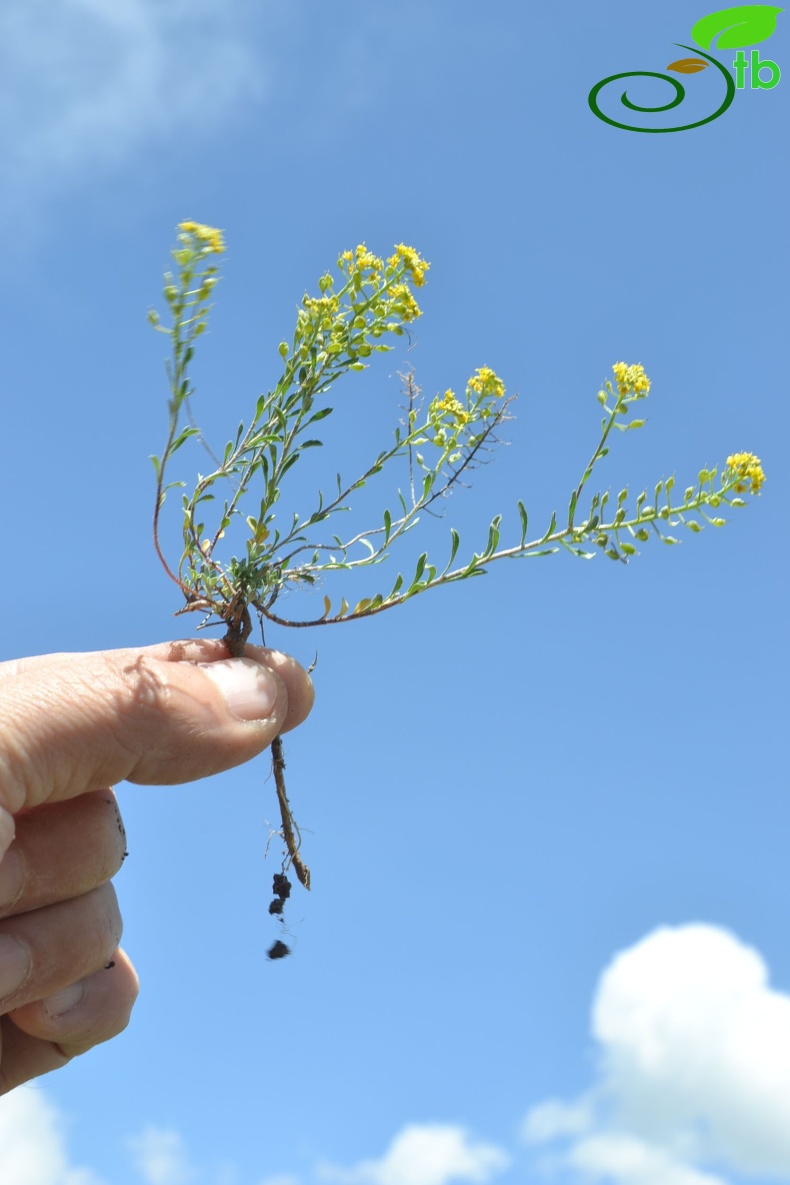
588,44,736,133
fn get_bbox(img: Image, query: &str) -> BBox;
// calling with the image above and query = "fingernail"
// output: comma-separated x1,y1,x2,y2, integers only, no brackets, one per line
44,980,85,1018
199,658,279,721
0,848,24,907
0,934,31,999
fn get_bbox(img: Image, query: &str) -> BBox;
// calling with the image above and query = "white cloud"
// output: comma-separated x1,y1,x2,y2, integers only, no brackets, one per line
520,1098,593,1144
318,1123,510,1185
566,1133,727,1185
127,1124,197,1185
0,1087,106,1185
523,923,790,1183
0,0,267,205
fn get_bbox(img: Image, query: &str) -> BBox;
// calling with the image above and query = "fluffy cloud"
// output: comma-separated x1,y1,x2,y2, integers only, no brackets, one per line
126,1124,198,1185
523,923,790,1183
0,0,267,205
318,1123,510,1185
0,1087,106,1185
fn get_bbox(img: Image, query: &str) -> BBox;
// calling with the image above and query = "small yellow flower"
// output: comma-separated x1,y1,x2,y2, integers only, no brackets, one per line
338,245,383,282
612,362,650,397
726,452,765,494
389,283,422,322
467,366,506,400
387,244,430,287
353,243,383,273
436,389,464,416
178,220,225,253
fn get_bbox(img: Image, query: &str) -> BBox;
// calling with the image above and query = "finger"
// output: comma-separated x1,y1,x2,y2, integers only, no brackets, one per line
0,639,315,825
0,947,139,1094
0,790,127,920
0,883,122,1015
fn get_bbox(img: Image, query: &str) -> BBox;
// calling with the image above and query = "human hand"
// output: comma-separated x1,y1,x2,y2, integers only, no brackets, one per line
0,638,314,1093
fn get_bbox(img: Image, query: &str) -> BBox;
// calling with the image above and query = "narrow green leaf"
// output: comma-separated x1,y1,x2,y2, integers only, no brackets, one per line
482,515,502,559
540,511,557,543
448,528,460,566
567,490,577,528
383,509,392,544
517,500,528,546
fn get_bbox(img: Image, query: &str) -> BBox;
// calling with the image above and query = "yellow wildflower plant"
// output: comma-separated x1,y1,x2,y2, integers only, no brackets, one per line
150,227,764,907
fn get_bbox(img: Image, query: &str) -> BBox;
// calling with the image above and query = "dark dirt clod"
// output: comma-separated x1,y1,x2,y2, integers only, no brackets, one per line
272,873,292,900
268,898,285,915
267,940,290,960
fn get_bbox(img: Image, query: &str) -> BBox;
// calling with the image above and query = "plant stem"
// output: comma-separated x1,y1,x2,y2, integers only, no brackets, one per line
222,601,312,891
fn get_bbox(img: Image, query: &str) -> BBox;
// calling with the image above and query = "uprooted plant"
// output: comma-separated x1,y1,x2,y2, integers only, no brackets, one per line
149,221,765,954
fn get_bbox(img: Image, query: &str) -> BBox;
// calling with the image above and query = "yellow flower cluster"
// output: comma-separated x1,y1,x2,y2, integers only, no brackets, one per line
468,366,506,400
178,220,225,254
387,244,430,287
303,293,341,327
726,452,765,494
612,362,650,397
433,388,471,425
389,283,422,322
340,244,384,278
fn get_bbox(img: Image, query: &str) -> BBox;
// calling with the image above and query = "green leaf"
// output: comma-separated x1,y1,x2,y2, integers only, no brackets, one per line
567,490,577,528
482,514,502,560
280,452,300,477
692,5,782,49
306,406,333,424
448,528,460,567
517,500,528,546
540,511,557,543
299,440,323,448
383,509,392,544
171,426,200,454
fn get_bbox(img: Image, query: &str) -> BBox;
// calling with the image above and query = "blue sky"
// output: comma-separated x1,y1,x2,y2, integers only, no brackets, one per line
0,2,788,1184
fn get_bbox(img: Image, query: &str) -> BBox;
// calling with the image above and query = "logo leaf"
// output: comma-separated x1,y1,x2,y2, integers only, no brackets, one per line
691,4,783,50
667,57,711,72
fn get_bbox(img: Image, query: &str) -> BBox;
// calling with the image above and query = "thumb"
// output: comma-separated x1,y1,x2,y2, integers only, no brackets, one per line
0,639,314,846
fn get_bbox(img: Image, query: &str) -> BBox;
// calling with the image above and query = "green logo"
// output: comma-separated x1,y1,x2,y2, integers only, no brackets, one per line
589,5,782,132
